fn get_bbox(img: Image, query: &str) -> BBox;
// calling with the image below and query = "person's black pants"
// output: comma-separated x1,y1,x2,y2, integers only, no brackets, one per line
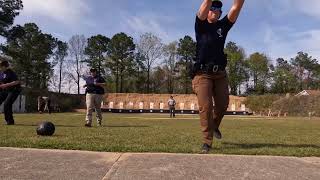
169,106,175,118
0,90,21,124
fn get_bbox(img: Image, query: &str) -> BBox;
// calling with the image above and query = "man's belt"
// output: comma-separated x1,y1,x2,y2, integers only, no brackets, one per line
194,63,226,73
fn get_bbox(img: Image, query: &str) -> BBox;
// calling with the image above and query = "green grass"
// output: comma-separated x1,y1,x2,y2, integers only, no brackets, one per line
0,113,319,157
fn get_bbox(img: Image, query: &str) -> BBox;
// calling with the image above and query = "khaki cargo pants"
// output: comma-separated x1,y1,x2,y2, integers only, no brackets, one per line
86,93,103,125
192,71,229,146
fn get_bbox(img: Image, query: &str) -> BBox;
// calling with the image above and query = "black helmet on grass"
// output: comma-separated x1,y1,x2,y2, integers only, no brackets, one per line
36,121,55,136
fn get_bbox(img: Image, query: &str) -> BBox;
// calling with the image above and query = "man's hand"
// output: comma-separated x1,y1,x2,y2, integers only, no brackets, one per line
0,81,20,89
0,84,8,89
197,0,213,21
228,0,245,23
94,83,106,87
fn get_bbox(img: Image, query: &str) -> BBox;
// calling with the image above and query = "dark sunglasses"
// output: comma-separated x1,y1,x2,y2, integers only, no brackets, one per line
210,7,221,11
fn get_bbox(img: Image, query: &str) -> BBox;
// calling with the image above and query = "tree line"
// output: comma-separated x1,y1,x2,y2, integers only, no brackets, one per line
1,0,320,95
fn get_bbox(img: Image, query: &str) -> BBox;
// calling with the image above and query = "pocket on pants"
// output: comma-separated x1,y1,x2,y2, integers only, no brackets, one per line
192,76,200,95
86,94,95,108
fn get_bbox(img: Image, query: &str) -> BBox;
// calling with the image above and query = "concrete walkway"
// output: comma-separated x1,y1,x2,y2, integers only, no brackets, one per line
0,148,319,180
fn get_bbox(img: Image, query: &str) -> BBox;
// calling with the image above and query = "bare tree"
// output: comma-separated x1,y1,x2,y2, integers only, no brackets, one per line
163,41,178,94
54,41,68,93
137,32,163,93
49,69,72,93
68,35,87,94
64,72,77,94
48,73,60,92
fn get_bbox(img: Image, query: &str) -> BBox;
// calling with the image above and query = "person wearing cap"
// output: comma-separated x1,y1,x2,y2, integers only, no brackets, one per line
83,68,106,127
192,0,245,153
0,59,22,125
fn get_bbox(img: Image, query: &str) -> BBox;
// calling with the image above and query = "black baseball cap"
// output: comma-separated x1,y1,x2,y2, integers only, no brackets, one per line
212,0,223,8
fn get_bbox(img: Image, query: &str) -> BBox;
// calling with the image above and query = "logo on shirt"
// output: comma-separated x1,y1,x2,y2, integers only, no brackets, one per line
217,28,223,38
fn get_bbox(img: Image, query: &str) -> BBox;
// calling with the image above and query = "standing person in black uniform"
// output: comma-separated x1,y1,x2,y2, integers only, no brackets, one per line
192,0,245,153
0,59,22,125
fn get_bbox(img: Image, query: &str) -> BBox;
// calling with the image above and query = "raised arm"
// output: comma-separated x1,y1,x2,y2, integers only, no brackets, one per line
228,0,245,23
197,0,213,20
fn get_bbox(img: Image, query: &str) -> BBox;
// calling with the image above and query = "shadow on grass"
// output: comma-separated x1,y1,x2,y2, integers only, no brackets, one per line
222,142,320,149
14,124,79,128
35,134,66,138
103,125,149,128
13,124,149,128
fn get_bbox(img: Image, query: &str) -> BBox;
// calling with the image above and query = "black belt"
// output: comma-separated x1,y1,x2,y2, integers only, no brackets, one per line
194,63,226,73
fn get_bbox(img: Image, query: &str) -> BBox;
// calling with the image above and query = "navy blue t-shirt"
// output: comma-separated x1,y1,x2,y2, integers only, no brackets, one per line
195,15,234,65
1,69,21,91
85,75,106,94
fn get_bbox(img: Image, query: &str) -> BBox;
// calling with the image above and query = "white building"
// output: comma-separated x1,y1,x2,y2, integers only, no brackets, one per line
0,95,26,113
295,90,320,97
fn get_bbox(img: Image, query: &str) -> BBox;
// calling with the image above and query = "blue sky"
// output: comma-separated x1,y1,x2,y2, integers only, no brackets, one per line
15,0,320,62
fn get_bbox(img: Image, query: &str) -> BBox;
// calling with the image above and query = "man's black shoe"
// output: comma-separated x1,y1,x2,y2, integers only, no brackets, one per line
6,121,15,125
201,143,212,154
84,123,92,127
213,129,222,139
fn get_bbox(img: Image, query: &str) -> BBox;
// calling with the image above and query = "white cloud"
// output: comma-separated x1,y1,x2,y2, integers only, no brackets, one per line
240,0,320,61
292,0,320,19
14,0,320,62
122,15,169,41
247,0,320,19
261,25,320,61
20,0,90,23
295,30,320,57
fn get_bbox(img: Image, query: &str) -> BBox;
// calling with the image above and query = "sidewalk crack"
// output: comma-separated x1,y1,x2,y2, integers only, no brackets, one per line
102,153,124,180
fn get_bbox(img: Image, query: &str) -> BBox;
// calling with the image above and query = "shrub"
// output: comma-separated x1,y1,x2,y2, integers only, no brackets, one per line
244,94,282,112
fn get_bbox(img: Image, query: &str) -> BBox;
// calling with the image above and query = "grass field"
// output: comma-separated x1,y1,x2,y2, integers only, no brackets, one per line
0,113,319,157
